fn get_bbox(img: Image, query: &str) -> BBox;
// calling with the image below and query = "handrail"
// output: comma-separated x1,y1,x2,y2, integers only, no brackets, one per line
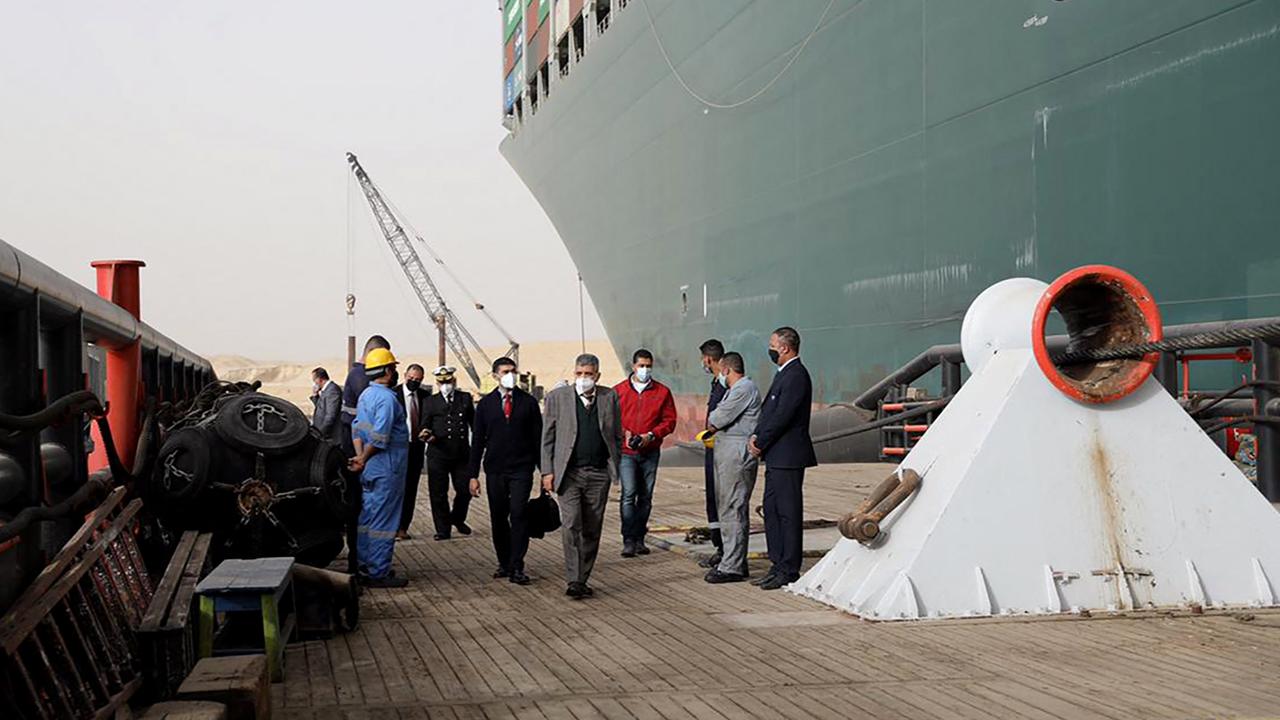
0,237,212,373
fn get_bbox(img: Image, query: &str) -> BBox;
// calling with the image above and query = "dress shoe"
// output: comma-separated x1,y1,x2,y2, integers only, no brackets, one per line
580,584,594,597
759,574,798,591
750,569,779,587
698,551,723,569
635,541,651,555
395,531,412,541
704,569,747,584
434,533,451,541
509,571,531,585
454,521,472,536
566,582,586,598
364,574,409,588
621,540,637,558
493,567,510,579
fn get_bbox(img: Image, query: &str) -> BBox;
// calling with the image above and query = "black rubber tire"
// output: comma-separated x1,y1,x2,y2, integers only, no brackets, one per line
153,427,213,504
310,440,349,520
212,393,310,455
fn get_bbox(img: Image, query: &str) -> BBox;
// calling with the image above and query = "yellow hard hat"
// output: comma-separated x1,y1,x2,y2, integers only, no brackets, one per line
364,347,398,371
694,429,716,449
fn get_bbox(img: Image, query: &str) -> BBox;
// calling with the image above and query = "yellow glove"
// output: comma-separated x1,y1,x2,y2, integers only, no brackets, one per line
694,430,716,449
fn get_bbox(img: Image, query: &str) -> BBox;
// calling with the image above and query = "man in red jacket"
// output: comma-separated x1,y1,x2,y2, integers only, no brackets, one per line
614,349,678,557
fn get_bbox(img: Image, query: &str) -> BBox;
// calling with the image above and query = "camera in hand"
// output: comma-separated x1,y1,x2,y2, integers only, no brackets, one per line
627,434,645,450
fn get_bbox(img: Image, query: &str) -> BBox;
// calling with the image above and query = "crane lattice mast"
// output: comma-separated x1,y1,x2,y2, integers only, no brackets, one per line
346,151,489,388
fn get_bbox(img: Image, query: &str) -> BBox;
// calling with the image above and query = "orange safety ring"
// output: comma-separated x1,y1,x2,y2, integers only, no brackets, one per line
1031,265,1162,404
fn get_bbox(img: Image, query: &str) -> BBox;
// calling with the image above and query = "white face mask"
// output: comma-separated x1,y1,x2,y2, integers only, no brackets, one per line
439,383,454,395
717,373,729,388
575,376,596,394
634,366,651,383
499,372,517,389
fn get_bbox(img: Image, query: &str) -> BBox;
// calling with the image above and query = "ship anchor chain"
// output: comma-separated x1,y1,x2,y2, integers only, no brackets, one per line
210,452,322,553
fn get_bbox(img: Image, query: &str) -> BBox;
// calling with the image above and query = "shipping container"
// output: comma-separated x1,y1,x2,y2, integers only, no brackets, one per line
504,32,516,74
503,66,518,111
527,0,541,42
503,0,523,42
527,26,548,81
555,0,570,39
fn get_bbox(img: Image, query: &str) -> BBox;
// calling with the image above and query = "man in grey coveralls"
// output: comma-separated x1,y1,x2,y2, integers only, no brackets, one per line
702,351,761,583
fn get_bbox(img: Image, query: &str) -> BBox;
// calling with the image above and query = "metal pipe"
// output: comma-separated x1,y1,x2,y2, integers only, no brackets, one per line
1253,339,1280,501
0,238,211,374
853,344,963,410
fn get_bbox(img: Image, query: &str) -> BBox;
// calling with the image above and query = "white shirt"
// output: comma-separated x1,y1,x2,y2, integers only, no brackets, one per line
631,378,650,394
401,385,421,436
778,356,799,373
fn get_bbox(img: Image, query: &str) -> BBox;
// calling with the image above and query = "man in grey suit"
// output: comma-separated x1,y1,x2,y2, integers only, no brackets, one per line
700,352,761,584
541,353,623,599
310,367,343,443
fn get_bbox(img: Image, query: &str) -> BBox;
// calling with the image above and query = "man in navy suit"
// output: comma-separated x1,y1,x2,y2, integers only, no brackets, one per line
748,326,818,590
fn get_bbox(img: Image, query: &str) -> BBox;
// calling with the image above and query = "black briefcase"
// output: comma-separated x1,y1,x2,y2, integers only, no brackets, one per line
527,490,562,539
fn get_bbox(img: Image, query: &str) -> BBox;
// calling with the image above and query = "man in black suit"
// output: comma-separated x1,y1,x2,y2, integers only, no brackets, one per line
422,365,475,540
748,326,818,590
468,357,543,585
394,363,431,541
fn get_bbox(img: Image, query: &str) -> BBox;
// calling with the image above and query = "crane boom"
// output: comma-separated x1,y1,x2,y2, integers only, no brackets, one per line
346,152,486,388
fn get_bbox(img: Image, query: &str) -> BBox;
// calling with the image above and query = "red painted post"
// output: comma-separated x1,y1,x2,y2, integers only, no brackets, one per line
88,260,146,472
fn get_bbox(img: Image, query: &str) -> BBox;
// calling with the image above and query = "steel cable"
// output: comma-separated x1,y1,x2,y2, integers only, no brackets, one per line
1053,321,1280,364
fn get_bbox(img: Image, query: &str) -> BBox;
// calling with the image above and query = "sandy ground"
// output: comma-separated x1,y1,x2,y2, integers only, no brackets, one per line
211,339,625,410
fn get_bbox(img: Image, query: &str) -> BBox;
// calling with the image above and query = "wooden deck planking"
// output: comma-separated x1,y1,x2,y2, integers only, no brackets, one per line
275,463,1280,719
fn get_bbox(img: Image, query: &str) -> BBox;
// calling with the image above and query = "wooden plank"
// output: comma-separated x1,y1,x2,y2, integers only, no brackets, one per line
139,530,197,631
165,533,214,630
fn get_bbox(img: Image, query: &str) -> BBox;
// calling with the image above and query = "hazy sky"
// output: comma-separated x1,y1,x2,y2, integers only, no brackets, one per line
0,1,607,360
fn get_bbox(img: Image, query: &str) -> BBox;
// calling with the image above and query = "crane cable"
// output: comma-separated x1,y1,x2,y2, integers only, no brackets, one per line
382,192,519,351
639,0,840,110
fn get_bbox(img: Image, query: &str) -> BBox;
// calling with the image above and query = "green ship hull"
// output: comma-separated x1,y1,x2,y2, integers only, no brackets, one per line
502,0,1280,409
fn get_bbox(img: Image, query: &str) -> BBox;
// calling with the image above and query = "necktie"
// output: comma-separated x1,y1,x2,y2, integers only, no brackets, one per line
409,393,419,436
503,392,512,420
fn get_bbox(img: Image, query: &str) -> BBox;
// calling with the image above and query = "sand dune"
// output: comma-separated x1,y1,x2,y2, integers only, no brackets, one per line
211,339,626,410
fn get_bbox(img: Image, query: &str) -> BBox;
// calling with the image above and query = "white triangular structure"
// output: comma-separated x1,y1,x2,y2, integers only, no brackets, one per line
791,278,1280,620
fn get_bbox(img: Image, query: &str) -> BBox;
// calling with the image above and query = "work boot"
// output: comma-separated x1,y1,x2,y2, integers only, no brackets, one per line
509,570,531,586
566,582,586,599
698,551,722,569
635,539,651,555
621,539,637,558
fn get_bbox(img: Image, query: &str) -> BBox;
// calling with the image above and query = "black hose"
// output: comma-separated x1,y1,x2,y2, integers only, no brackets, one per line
0,472,113,544
811,398,951,445
1201,415,1280,436
0,390,104,433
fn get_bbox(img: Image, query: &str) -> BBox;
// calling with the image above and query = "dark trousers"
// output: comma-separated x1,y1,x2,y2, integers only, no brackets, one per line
704,449,723,551
426,451,471,536
487,472,533,573
398,442,425,532
763,466,805,579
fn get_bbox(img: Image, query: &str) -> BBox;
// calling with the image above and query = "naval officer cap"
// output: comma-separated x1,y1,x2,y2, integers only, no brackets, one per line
433,365,456,380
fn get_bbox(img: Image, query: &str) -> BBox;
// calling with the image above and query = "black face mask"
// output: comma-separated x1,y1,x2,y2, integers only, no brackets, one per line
768,348,781,365
405,379,421,392
388,370,400,387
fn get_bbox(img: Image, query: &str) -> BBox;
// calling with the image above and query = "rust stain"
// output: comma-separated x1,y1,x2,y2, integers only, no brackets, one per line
1090,431,1130,608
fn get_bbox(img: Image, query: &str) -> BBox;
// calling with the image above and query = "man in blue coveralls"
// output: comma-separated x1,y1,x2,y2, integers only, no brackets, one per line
348,347,410,588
